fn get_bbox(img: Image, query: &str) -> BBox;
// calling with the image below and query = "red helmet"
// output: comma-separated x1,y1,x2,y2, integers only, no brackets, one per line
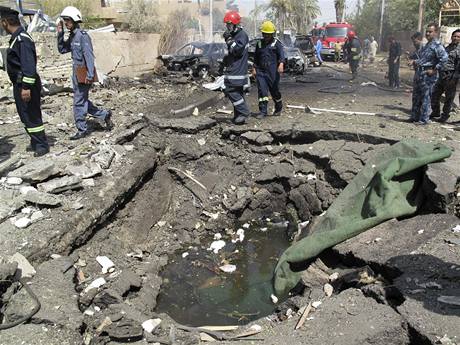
347,30,356,39
224,11,241,25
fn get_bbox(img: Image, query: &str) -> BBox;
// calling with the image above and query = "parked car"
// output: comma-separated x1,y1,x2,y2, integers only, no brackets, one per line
158,42,227,77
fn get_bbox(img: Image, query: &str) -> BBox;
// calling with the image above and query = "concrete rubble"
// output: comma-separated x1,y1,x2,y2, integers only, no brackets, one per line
0,41,459,345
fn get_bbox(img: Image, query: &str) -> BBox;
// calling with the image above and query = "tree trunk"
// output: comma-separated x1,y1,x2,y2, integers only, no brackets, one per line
334,0,345,22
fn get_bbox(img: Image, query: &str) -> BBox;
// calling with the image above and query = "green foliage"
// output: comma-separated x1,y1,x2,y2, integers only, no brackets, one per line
38,0,92,17
125,0,160,33
266,0,320,33
351,0,444,39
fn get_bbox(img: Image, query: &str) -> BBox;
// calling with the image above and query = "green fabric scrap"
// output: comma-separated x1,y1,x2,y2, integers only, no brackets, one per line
274,140,452,295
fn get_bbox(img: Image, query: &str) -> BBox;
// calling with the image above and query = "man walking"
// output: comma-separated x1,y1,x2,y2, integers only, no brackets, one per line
0,6,49,156
369,36,378,63
388,36,402,88
57,6,113,140
222,11,250,125
315,37,323,66
410,23,448,125
252,20,284,119
362,36,370,62
431,29,460,123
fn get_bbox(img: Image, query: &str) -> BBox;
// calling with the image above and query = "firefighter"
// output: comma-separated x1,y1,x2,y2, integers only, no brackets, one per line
431,29,460,123
0,6,49,156
222,11,250,125
57,6,113,140
252,20,285,119
346,31,361,80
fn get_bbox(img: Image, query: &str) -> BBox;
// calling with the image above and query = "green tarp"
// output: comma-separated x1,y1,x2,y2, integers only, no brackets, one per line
274,140,452,295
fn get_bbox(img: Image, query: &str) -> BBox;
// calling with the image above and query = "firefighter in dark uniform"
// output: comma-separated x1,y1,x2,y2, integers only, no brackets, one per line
431,29,460,123
222,11,251,125
252,20,285,119
346,31,361,80
0,6,49,156
388,36,402,88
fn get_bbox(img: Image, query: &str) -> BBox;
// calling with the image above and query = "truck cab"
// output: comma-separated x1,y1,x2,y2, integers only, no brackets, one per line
319,22,354,58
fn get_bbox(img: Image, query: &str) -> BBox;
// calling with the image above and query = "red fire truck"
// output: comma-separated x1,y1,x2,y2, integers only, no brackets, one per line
318,22,354,59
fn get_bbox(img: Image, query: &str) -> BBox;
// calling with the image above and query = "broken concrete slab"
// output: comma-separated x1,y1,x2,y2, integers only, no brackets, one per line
37,175,83,194
111,122,147,145
256,163,294,182
241,131,274,146
0,189,25,222
91,147,116,169
147,116,217,134
0,156,23,177
23,190,62,206
65,161,103,179
7,159,61,183
8,252,36,279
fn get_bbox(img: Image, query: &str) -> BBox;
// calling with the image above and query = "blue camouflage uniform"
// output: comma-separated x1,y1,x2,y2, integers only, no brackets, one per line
7,27,49,154
411,39,448,124
254,38,285,116
223,27,250,124
58,27,110,133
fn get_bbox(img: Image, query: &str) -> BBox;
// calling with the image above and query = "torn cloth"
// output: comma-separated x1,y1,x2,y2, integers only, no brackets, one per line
274,140,452,295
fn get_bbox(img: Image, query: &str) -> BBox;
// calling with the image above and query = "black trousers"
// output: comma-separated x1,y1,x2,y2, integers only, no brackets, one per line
388,61,400,87
431,76,458,119
13,78,49,152
350,60,359,78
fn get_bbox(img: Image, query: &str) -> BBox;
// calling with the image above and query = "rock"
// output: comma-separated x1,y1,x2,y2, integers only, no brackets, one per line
5,177,22,185
0,156,23,176
105,318,144,342
31,210,44,222
93,288,124,308
323,283,333,297
8,159,60,183
257,163,294,182
142,318,162,333
37,175,83,194
96,255,115,274
241,131,274,145
82,178,95,187
8,252,36,278
20,185,37,194
91,148,115,170
113,269,142,296
65,161,102,178
23,190,62,206
170,139,206,161
0,190,25,222
14,217,31,229
85,277,107,293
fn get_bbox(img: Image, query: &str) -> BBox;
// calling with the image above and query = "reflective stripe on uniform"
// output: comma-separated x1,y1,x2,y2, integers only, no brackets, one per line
231,42,237,48
274,98,282,103
22,76,36,84
27,125,44,133
351,48,358,52
352,55,361,60
20,33,34,42
233,98,245,106
9,37,18,49
225,75,247,80
259,97,269,102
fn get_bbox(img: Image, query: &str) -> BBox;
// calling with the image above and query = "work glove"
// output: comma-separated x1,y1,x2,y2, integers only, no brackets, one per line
223,30,232,41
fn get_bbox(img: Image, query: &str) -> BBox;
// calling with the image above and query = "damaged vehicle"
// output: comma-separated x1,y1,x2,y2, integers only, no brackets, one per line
157,41,227,77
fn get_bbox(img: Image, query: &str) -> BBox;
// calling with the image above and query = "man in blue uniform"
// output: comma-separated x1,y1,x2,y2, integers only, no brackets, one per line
222,11,250,125
431,29,460,123
0,6,49,156
252,20,284,119
410,23,448,125
315,37,323,66
57,6,113,140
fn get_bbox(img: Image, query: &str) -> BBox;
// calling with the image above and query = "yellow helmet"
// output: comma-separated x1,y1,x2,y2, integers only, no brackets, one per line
260,21,276,34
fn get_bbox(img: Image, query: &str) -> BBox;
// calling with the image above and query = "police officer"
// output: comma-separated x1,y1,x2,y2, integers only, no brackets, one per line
410,23,448,125
252,21,284,119
388,36,401,88
222,11,250,125
346,31,361,80
431,29,460,123
0,6,49,156
57,6,113,140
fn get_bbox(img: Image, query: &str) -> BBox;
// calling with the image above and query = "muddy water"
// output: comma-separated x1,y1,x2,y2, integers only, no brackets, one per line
156,220,291,326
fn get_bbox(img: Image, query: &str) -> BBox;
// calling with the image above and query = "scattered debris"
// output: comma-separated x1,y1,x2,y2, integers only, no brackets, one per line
324,283,334,297
219,264,236,273
208,240,226,254
312,301,322,309
8,252,36,278
295,301,312,330
437,296,460,307
84,277,107,293
142,318,162,333
96,256,115,274
270,294,279,304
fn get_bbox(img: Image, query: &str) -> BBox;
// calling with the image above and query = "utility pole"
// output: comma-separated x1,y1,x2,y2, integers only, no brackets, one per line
254,0,257,38
209,0,213,41
417,0,425,32
378,0,385,49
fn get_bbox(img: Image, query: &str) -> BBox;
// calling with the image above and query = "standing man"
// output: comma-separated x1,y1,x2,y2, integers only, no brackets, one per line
57,6,113,140
431,29,460,123
369,36,378,63
252,20,284,119
388,36,402,88
362,36,370,62
410,23,448,125
0,6,49,156
334,41,342,62
315,37,323,66
346,31,361,80
222,11,250,125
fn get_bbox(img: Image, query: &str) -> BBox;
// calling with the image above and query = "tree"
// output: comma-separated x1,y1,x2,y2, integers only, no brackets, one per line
266,0,320,33
334,0,345,22
39,0,92,17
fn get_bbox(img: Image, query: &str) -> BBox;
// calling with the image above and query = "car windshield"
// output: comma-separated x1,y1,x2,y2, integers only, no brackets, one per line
326,27,348,37
176,43,209,56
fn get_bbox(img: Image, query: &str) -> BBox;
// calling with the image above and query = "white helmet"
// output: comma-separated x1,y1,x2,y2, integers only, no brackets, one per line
60,6,82,23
